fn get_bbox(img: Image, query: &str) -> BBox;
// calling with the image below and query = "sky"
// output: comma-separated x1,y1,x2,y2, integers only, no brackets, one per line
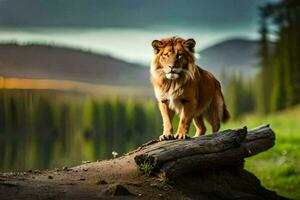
0,0,277,65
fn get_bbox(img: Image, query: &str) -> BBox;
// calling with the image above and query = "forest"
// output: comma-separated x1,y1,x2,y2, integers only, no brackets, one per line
225,0,300,117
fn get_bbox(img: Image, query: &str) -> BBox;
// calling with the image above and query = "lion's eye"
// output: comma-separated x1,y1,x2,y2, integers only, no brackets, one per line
163,53,168,57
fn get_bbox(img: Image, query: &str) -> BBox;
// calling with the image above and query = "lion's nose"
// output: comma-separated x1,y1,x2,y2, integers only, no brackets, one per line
168,65,175,70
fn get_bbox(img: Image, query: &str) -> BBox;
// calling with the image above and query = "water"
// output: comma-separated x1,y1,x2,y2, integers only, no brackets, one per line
0,90,162,171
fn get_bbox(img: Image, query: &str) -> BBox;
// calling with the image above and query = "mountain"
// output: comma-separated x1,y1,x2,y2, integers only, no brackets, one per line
197,38,261,78
0,39,267,89
0,44,150,87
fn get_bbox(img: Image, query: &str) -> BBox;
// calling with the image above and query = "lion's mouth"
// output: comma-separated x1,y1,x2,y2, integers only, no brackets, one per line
166,72,180,80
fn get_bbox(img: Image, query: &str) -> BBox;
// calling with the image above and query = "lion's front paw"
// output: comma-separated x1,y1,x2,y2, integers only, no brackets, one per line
174,133,190,140
159,133,174,141
193,133,202,138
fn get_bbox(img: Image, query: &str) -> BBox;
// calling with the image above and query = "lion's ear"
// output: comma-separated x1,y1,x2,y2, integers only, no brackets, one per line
152,40,164,54
184,38,196,52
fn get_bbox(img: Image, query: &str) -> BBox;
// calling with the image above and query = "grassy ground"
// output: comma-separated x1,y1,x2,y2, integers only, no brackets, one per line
221,105,300,199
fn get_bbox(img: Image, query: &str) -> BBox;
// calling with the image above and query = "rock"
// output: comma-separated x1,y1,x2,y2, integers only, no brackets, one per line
104,184,134,196
96,180,108,185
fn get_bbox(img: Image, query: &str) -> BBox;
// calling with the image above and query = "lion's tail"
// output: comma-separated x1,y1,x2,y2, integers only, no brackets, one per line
222,104,230,123
215,80,230,123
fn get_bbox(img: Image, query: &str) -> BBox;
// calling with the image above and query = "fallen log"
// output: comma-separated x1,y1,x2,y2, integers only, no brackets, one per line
134,124,275,178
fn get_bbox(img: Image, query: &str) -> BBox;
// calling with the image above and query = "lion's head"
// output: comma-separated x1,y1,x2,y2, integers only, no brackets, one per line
151,37,196,81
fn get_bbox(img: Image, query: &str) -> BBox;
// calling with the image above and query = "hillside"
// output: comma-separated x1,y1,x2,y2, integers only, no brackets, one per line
0,39,269,88
0,44,149,87
198,38,260,78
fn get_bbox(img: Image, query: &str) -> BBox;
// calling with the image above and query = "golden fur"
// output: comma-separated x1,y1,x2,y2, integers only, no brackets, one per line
150,37,230,140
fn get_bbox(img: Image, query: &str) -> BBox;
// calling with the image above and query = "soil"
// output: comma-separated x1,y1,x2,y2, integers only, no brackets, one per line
0,154,189,200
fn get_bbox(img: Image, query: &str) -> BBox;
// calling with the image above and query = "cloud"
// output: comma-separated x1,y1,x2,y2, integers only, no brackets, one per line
0,0,276,29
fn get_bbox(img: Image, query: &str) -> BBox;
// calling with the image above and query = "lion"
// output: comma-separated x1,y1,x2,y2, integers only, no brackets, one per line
150,37,230,141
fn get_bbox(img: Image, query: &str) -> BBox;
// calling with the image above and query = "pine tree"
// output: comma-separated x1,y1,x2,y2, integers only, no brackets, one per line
257,4,273,114
271,56,287,111
259,0,300,112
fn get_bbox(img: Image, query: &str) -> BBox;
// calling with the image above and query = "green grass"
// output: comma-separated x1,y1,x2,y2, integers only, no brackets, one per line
139,162,154,177
222,105,300,199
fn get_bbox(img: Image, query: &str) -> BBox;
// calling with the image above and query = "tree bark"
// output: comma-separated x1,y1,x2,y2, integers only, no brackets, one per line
134,124,275,178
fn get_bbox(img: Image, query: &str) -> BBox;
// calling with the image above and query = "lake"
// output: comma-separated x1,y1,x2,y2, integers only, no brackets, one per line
0,89,162,171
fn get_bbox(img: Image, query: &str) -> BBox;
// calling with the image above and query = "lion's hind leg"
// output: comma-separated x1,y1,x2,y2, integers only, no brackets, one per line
193,115,206,137
204,110,220,133
204,99,222,133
